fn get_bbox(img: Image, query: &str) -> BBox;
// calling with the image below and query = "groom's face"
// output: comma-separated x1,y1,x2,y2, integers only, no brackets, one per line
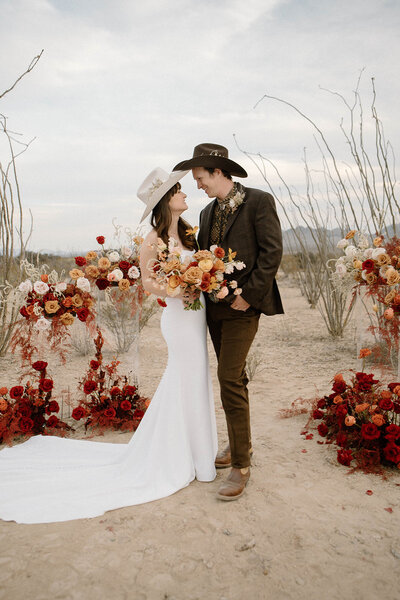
192,167,219,198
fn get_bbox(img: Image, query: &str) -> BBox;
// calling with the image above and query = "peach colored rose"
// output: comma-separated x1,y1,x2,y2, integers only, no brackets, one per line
355,403,369,413
213,258,225,272
85,251,98,261
384,290,396,305
376,253,391,266
0,398,8,411
60,313,74,325
216,286,229,299
71,294,84,307
373,236,383,247
365,272,377,285
98,257,111,270
345,416,356,426
85,265,100,278
353,259,363,269
44,300,60,314
118,279,130,291
181,267,203,285
162,257,181,274
393,386,400,396
167,274,181,289
193,250,213,261
69,268,85,280
353,272,363,282
381,390,392,400
333,395,343,404
0,387,8,395
198,259,214,272
386,268,400,285
63,297,73,308
384,308,394,320
359,348,372,358
333,373,344,383
345,230,356,239
372,414,385,427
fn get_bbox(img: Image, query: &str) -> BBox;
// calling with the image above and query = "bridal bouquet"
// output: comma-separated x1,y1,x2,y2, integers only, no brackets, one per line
147,237,245,310
74,234,142,292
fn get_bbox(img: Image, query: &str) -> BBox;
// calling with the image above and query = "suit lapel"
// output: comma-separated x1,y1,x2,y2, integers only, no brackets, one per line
222,185,247,241
199,200,217,249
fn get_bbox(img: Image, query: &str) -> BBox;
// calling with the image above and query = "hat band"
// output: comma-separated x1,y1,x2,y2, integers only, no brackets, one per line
148,178,164,199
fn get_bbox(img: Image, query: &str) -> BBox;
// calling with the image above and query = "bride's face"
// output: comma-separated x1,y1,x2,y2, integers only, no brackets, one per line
169,189,188,214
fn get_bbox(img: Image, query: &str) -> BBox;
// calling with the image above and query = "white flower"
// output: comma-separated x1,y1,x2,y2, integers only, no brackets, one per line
210,245,218,253
215,271,224,282
121,246,133,259
344,245,357,258
76,277,91,292
19,280,33,294
371,247,386,259
336,256,345,264
128,266,140,280
335,263,347,275
230,280,238,289
55,282,67,293
157,237,167,252
224,263,234,275
357,234,370,249
234,261,246,270
233,288,242,295
337,239,349,249
107,269,123,282
363,248,374,259
34,317,51,331
107,251,120,263
361,269,368,281
33,281,49,295
33,303,43,316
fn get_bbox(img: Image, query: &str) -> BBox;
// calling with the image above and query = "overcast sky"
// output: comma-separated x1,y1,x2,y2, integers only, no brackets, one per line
1,0,399,252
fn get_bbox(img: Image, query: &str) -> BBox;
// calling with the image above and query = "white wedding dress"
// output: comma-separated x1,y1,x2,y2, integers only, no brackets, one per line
0,287,217,523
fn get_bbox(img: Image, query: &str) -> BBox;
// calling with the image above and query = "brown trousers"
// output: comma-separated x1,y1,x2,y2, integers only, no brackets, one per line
206,301,260,469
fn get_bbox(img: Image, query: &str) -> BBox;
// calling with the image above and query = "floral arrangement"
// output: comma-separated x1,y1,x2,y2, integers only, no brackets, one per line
148,236,245,310
74,234,142,292
311,349,400,472
71,329,149,433
12,264,96,364
0,361,72,446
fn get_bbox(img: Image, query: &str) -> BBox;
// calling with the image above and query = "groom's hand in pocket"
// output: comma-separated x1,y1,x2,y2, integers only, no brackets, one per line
230,295,250,312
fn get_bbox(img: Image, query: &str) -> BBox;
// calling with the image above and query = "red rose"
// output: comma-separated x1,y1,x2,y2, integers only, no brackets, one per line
75,256,87,266
32,361,48,372
385,424,400,441
318,422,329,437
90,360,100,370
119,261,131,271
96,236,105,245
337,449,353,466
83,380,97,394
157,298,167,307
39,378,54,392
46,415,59,428
18,404,32,418
104,407,116,418
19,417,34,433
355,372,378,392
72,406,86,420
133,409,144,420
202,272,211,283
317,399,326,409
313,409,324,419
336,432,348,447
393,402,400,414
123,385,136,396
388,382,400,392
332,380,346,394
20,306,29,318
77,307,90,322
96,278,110,290
48,400,60,413
361,259,375,273
120,400,132,411
335,405,348,419
379,398,394,411
10,386,24,399
361,422,380,441
383,443,400,464
110,386,121,396
214,247,225,259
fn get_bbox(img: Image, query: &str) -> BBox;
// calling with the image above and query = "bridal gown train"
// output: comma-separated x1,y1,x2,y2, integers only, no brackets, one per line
0,291,218,524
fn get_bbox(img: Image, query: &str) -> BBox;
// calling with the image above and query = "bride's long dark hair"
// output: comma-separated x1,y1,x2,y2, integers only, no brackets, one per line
151,182,197,250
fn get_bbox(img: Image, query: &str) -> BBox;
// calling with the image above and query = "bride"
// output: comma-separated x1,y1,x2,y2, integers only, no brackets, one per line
0,168,217,524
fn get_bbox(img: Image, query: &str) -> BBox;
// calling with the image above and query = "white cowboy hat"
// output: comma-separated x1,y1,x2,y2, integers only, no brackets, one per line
137,167,189,223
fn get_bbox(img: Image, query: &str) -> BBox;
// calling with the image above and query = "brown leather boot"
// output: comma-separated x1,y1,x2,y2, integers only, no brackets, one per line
215,446,253,469
216,467,250,501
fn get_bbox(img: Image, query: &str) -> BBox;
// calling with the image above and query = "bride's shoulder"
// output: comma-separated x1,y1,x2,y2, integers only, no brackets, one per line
143,229,158,245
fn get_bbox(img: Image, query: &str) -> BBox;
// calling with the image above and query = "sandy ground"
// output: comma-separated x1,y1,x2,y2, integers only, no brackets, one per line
0,278,399,600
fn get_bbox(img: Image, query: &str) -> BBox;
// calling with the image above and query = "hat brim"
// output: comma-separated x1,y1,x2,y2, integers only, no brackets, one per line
139,170,189,223
172,156,247,178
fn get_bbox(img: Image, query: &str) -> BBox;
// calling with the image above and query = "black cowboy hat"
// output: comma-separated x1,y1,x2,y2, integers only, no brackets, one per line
172,143,247,178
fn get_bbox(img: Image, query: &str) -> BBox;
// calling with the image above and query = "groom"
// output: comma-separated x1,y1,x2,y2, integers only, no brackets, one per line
173,143,283,500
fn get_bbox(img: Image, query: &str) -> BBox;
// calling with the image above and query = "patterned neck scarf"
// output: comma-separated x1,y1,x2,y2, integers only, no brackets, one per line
209,183,239,246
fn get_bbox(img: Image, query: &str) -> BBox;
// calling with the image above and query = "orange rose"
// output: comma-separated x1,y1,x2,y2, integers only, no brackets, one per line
355,403,369,413
71,294,84,307
44,300,60,314
69,268,85,280
333,395,343,404
213,259,225,272
386,268,400,285
333,373,344,383
0,387,8,395
359,348,372,358
0,398,8,411
98,257,111,270
118,279,130,291
181,267,203,285
85,251,98,261
60,313,75,325
345,230,356,239
373,236,383,247
384,308,394,320
63,297,73,308
372,414,385,427
345,416,356,426
381,390,392,400
365,272,377,285
393,386,400,396
85,265,100,278
41,273,49,283
167,274,182,289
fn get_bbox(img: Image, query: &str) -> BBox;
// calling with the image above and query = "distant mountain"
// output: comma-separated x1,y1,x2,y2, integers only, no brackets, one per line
282,224,400,252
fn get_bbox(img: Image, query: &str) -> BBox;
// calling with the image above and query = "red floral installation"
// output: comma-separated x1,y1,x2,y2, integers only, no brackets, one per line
0,361,72,446
71,329,150,433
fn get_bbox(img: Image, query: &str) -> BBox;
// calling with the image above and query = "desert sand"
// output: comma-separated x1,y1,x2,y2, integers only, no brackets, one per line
0,278,399,600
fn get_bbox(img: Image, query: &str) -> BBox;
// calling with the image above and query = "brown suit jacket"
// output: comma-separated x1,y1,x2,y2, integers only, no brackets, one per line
198,183,283,315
